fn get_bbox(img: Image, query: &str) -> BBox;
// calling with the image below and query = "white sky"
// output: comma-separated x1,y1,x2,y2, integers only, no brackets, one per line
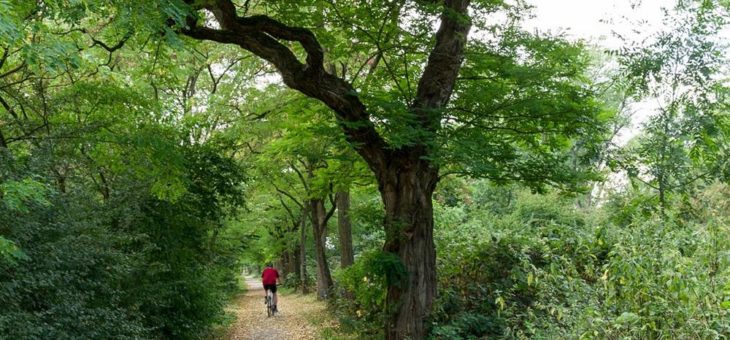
523,1,679,194
524,0,676,49
524,0,679,146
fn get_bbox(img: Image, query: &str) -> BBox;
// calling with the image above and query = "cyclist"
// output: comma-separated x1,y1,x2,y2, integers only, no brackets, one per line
261,263,280,313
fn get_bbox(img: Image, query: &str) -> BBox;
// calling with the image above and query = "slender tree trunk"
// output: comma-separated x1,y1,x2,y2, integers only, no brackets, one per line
310,198,333,299
275,258,285,279
280,247,299,285
282,251,292,282
378,157,439,340
290,244,301,282
658,167,668,220
299,214,309,294
336,190,354,268
288,219,301,283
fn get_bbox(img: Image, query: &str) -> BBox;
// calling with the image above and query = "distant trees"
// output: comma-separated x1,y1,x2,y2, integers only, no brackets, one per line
617,0,729,216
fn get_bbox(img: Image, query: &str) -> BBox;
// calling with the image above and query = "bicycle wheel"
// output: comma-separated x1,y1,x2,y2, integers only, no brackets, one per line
266,294,273,317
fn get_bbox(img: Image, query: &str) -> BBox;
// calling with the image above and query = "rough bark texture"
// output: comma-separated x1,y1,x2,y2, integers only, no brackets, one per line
182,0,471,337
380,1,471,337
378,155,440,339
310,198,334,299
336,190,354,268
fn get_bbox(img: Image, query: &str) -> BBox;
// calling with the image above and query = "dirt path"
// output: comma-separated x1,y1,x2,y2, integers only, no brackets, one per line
224,278,337,340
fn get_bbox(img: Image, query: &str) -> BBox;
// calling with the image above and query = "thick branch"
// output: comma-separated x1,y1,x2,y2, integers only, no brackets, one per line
324,197,337,225
411,0,472,131
324,189,337,224
0,94,19,120
0,61,26,79
89,33,130,53
182,0,390,172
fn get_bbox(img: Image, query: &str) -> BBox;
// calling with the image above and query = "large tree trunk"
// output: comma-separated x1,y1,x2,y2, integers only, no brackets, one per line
378,157,439,340
310,198,333,299
336,190,354,268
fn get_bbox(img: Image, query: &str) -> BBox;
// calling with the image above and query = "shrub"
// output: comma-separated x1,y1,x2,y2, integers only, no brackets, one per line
331,251,407,337
0,144,246,339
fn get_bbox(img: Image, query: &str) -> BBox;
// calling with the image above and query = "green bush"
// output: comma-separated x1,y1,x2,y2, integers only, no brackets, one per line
331,251,407,337
324,182,730,339
431,187,730,339
0,190,150,339
0,145,246,339
432,192,605,339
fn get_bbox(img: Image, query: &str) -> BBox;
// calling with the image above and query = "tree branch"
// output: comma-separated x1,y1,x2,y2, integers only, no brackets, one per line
80,29,132,66
289,161,310,192
274,184,304,209
0,47,8,70
181,0,390,173
278,195,299,220
0,94,19,120
0,61,26,79
89,33,130,53
411,0,472,132
324,196,337,225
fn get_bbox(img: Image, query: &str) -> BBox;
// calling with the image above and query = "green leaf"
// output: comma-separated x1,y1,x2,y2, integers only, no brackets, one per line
615,312,640,324
0,178,50,213
0,236,29,265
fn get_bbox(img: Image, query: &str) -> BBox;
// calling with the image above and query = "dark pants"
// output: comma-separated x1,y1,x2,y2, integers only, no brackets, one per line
264,284,277,294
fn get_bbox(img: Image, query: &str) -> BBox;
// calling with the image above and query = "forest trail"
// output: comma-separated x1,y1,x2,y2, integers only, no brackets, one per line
223,277,338,340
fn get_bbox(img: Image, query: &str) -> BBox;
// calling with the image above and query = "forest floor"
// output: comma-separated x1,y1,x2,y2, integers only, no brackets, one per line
221,277,345,340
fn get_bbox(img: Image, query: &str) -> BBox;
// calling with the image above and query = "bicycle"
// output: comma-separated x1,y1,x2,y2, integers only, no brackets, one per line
264,288,275,317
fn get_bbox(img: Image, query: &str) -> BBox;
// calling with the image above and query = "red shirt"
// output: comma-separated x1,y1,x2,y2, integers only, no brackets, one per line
262,267,279,285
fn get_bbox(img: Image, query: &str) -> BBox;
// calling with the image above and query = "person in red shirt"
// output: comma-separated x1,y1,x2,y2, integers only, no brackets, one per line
261,263,280,312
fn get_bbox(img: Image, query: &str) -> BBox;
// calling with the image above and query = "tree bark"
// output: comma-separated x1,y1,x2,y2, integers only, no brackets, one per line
309,198,334,299
336,190,354,268
376,155,439,340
